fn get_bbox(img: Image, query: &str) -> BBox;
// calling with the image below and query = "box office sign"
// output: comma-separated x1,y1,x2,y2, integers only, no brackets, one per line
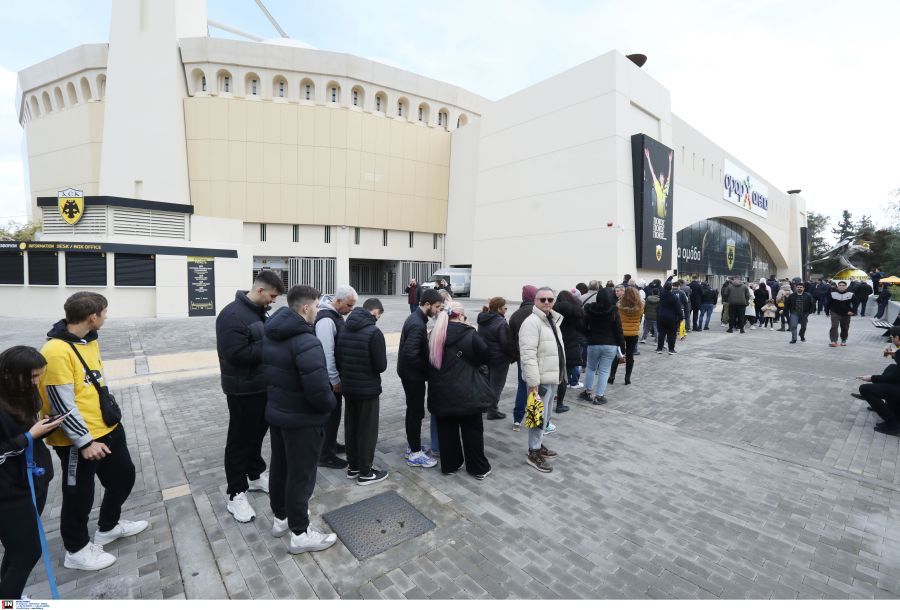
187,257,216,317
723,159,768,218
631,133,674,270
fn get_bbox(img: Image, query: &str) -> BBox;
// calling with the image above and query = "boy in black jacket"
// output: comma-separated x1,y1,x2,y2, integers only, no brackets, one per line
263,285,338,553
216,270,283,523
855,327,900,436
336,299,388,485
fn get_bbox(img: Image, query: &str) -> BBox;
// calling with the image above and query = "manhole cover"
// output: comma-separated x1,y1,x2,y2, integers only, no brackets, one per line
323,491,435,561
707,353,738,361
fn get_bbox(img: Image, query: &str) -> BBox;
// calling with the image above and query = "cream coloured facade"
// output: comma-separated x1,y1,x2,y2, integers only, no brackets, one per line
6,0,805,317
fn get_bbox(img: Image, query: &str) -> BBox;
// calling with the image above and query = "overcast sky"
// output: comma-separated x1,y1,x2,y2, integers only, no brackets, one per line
2,0,897,237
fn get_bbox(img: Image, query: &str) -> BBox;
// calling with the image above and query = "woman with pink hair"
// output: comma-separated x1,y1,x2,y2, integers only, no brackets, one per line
426,303,493,478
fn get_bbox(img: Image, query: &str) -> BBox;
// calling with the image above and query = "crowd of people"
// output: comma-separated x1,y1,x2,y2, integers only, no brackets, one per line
0,267,896,598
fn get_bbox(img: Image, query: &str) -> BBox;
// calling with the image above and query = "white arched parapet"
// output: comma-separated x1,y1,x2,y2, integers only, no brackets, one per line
396,96,409,119
190,68,207,95
326,80,341,104
245,72,260,98
350,85,364,109
417,102,430,125
96,74,106,100
299,78,315,102
272,75,288,100
80,76,93,102
30,95,41,118
66,81,78,105
216,69,232,95
373,90,387,114
41,91,52,114
53,86,65,110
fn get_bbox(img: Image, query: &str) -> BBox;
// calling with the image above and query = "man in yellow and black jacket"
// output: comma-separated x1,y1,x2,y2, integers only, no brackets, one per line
39,292,147,572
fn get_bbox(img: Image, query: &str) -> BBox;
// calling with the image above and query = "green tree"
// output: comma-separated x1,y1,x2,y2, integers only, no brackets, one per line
0,221,41,242
807,211,840,276
831,209,854,242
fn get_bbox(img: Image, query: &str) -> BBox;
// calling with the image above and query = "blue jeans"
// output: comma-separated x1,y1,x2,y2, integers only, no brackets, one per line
409,304,417,313
788,313,807,341
698,304,714,329
568,366,581,386
430,415,439,453
584,344,618,398
514,360,527,423
528,384,556,451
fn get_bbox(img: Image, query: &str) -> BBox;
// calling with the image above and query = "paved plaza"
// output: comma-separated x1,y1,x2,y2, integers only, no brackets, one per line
2,296,899,600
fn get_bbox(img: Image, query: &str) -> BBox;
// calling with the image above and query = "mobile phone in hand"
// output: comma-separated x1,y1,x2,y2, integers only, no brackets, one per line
45,411,73,424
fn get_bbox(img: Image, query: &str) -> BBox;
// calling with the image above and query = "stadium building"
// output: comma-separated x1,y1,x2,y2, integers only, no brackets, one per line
6,0,806,317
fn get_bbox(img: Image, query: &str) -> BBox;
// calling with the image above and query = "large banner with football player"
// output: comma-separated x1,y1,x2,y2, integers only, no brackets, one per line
631,134,674,270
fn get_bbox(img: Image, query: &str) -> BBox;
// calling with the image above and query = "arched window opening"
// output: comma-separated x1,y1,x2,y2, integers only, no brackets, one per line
375,92,386,112
42,91,52,114
54,87,65,110
327,82,340,104
300,79,314,101
30,96,40,118
437,108,449,129
66,82,78,105
417,103,430,123
457,113,468,128
190,68,206,95
96,74,106,99
351,86,364,108
245,73,260,97
397,97,408,118
276,78,286,98
80,77,92,102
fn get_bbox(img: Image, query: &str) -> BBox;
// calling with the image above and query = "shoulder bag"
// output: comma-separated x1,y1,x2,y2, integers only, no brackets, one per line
68,342,122,427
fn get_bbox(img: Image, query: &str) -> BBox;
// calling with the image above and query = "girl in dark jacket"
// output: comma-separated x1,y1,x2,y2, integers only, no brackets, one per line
476,297,514,421
754,284,769,328
580,290,625,406
428,303,493,478
656,284,684,354
553,290,587,412
0,346,63,599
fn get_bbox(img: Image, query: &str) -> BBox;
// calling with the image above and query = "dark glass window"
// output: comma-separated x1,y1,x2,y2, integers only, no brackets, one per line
114,253,155,286
28,252,58,285
66,252,106,286
0,252,24,284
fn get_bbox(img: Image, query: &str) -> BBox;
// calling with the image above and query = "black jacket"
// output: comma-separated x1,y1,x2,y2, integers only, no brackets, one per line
786,292,815,317
216,291,269,396
754,287,770,308
584,301,625,348
427,323,492,417
553,299,587,367
872,351,900,384
689,281,703,306
828,290,859,316
262,307,336,428
657,289,684,323
335,308,387,399
508,301,535,362
476,311,515,365
0,407,53,511
701,287,718,305
855,283,873,298
878,288,891,305
397,308,430,382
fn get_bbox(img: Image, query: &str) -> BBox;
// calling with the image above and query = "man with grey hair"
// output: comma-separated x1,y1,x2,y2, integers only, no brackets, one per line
315,285,358,469
518,286,564,473
581,280,601,305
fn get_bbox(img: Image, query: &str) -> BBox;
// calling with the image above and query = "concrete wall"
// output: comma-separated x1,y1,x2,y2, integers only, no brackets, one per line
184,97,452,234
445,121,480,266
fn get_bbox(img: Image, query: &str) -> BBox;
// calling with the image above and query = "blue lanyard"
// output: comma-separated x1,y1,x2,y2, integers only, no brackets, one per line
24,432,60,600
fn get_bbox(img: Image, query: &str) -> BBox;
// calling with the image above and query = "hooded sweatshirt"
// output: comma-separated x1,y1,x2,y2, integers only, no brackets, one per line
477,311,515,365
39,320,115,448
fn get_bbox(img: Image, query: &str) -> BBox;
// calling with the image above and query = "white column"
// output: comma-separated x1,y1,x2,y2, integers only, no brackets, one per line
335,226,351,289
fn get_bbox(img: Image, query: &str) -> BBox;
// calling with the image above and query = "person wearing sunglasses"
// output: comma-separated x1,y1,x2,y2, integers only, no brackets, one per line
518,287,565,473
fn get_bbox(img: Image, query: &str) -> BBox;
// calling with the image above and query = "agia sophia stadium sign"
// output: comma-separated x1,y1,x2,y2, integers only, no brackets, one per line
723,159,768,218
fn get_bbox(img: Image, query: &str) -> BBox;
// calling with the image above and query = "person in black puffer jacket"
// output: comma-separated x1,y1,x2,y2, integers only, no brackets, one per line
215,270,284,515
262,285,339,553
552,290,586,412
855,327,900,436
427,303,493,478
0,346,62,599
335,299,388,485
656,283,684,354
477,297,514,421
581,290,625,405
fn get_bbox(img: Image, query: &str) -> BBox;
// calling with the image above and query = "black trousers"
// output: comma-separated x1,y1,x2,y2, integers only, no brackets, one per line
402,378,427,453
859,383,900,426
729,307,745,330
320,391,343,461
269,425,323,535
609,336,638,381
224,392,269,497
690,305,700,331
0,491,48,599
435,413,490,476
54,424,136,553
656,320,677,352
344,396,380,474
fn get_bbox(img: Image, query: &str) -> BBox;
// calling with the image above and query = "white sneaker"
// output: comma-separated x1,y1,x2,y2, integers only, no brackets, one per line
93,520,149,546
567,382,584,389
272,517,289,538
288,526,337,554
227,492,256,523
406,450,438,468
64,542,116,571
247,472,269,493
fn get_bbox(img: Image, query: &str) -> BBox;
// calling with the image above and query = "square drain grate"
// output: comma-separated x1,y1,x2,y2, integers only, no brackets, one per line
323,490,435,561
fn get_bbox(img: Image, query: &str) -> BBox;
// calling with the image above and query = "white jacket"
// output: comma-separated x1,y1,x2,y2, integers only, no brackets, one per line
518,306,566,386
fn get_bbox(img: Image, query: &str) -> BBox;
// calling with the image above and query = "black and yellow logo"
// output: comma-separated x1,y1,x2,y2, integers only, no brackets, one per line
655,244,662,262
58,188,85,225
726,239,735,271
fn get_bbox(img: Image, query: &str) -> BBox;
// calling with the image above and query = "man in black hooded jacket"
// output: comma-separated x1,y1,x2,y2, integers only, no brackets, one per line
216,270,283,523
855,327,900,437
336,299,388,485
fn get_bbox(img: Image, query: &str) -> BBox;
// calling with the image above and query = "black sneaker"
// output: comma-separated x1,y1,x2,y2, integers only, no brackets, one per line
486,410,507,420
357,469,389,486
851,392,865,401
554,404,570,413
473,468,492,481
319,456,348,469
346,468,360,479
790,340,797,344
591,395,607,406
578,390,592,401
